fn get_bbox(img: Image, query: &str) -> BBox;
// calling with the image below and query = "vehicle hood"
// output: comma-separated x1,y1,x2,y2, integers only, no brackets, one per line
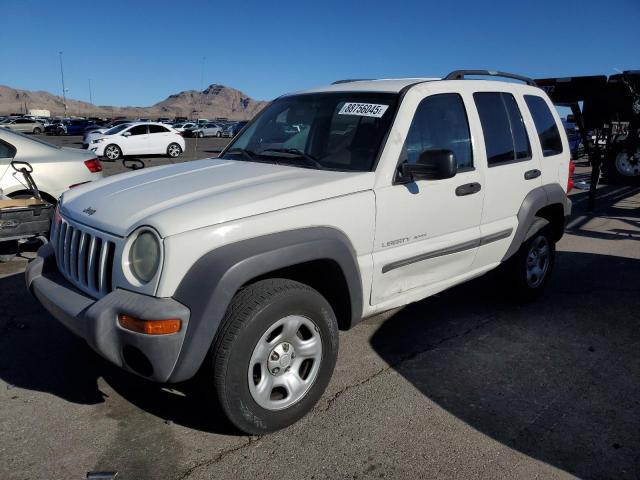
60,158,374,237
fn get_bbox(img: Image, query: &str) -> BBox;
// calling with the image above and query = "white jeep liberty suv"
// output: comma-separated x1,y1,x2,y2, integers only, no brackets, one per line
26,70,572,434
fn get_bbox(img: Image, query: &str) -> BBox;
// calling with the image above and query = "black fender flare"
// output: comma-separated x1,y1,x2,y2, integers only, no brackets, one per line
502,184,571,261
169,227,362,382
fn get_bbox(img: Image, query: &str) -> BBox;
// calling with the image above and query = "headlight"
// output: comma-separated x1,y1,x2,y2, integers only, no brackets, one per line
129,230,161,283
92,138,104,144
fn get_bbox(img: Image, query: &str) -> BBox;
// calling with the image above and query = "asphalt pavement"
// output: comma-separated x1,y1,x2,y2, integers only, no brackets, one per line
0,145,638,479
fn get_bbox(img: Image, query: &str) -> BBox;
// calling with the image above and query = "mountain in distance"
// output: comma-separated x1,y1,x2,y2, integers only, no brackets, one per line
0,83,267,120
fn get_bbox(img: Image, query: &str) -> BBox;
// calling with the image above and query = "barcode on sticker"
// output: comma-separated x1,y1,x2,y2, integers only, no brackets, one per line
338,103,389,118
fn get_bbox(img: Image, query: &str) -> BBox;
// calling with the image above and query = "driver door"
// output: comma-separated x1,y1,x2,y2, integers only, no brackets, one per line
121,124,149,154
371,91,485,305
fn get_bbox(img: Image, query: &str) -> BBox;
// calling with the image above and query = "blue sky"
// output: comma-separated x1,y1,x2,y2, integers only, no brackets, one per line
1,0,638,106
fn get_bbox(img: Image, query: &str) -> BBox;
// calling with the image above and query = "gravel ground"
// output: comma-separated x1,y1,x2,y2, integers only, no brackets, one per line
0,146,638,479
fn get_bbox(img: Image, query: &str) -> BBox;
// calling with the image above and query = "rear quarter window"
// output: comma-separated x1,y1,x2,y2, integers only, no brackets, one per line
524,95,564,157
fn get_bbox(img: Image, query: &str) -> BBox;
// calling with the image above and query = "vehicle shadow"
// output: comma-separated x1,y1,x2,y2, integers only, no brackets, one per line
0,272,239,436
369,250,640,479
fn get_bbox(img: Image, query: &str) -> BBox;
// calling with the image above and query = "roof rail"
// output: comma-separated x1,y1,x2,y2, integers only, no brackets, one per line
331,79,374,85
444,70,537,86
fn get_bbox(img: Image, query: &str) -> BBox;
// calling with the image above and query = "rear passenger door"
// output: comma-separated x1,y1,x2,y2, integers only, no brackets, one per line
470,91,541,269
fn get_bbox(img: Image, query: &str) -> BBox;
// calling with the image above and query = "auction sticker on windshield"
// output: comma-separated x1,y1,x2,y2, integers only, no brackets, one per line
338,103,389,118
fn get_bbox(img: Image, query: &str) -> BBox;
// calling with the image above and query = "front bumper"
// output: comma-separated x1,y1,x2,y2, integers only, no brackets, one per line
26,243,191,382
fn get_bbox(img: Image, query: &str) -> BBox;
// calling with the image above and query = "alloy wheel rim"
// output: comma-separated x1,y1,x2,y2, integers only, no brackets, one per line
168,145,180,157
248,315,323,411
106,146,119,159
526,235,550,288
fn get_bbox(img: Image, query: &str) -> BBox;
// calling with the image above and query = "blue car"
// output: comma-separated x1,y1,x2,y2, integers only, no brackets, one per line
562,119,582,155
50,119,100,136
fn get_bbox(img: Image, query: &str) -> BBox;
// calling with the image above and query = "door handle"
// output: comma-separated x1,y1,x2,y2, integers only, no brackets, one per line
455,182,482,196
524,169,541,180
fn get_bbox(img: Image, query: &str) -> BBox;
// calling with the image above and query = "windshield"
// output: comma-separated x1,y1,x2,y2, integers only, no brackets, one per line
104,124,130,135
221,92,399,172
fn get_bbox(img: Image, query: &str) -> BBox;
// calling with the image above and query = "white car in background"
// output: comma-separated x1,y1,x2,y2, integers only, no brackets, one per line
88,122,185,161
172,122,196,132
0,128,103,203
83,123,132,148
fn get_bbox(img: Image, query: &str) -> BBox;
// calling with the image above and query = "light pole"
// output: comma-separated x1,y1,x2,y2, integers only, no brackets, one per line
88,78,93,105
59,51,67,116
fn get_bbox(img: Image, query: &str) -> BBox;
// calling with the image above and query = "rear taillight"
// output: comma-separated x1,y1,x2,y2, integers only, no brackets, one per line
567,160,575,192
84,158,102,173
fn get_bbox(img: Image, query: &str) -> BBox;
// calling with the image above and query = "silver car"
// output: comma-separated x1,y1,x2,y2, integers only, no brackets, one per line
0,128,103,202
191,122,223,138
0,118,44,134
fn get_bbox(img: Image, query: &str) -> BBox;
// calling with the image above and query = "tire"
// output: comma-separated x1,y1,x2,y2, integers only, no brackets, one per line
33,127,42,135
503,224,555,301
602,143,640,185
198,131,204,138
216,131,221,138
55,128,64,136
206,279,339,434
167,143,182,158
103,144,122,161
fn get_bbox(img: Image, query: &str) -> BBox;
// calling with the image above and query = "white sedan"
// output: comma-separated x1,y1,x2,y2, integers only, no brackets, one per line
88,122,186,160
172,122,197,132
0,128,103,203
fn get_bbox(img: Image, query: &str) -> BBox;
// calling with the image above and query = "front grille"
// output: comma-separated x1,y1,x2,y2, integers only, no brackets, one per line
54,219,115,297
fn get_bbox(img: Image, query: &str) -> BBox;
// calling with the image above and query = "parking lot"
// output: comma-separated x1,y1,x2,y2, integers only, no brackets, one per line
0,141,639,479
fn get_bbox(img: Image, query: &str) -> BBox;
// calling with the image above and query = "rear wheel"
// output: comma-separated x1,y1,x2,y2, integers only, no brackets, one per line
206,279,339,434
104,144,122,161
216,131,222,138
33,127,42,135
503,224,555,301
167,143,182,158
602,143,640,185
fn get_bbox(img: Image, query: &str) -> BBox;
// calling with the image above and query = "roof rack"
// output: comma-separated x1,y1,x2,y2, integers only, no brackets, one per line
331,79,374,85
444,70,537,86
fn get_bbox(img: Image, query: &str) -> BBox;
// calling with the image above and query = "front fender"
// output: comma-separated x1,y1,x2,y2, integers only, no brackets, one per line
169,227,362,382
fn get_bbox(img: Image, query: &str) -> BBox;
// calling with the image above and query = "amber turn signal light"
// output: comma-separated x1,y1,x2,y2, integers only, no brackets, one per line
118,314,181,335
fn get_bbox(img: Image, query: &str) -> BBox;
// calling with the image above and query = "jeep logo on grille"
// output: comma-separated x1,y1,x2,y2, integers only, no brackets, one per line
83,207,96,216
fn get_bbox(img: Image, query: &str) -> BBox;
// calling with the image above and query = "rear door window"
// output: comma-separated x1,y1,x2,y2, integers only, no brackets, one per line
524,95,563,156
473,92,532,165
149,125,169,133
0,139,16,158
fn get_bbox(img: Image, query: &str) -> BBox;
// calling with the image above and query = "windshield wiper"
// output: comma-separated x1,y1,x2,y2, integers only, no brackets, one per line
225,148,257,162
259,148,323,169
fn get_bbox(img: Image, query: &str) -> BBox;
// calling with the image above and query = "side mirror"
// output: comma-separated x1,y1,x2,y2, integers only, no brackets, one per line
122,131,132,137
400,149,457,181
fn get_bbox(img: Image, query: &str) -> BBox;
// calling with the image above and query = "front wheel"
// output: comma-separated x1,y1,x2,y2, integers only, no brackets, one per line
216,131,221,138
503,224,555,301
33,127,42,134
167,143,182,158
104,144,122,161
198,131,204,138
207,279,339,434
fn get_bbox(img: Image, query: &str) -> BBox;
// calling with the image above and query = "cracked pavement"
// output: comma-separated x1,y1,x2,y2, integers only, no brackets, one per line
1,158,639,479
